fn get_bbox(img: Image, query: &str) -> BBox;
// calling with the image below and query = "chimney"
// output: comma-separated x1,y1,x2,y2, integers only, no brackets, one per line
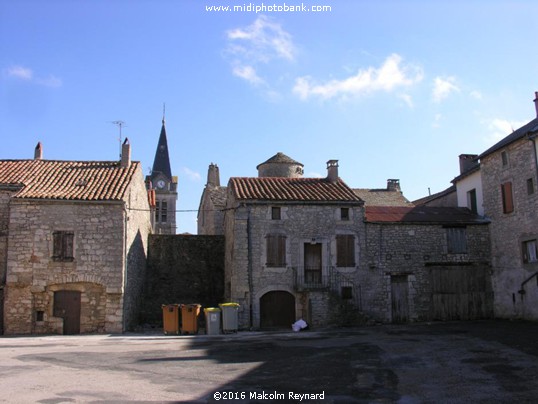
34,142,43,160
207,163,220,187
387,179,401,192
458,154,478,174
121,138,131,168
326,160,339,182
534,91,538,118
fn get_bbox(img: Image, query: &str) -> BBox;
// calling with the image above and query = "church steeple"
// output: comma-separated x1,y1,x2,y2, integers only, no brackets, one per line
151,117,172,181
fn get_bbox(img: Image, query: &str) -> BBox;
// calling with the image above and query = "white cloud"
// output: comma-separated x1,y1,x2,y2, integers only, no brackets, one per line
182,167,202,182
469,90,482,100
232,65,264,86
292,54,423,101
432,113,443,128
485,118,527,144
398,93,414,108
432,76,460,103
4,65,62,88
5,65,33,80
227,15,295,62
225,15,294,89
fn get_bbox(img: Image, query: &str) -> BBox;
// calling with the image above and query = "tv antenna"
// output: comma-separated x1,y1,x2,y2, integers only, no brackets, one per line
111,120,126,158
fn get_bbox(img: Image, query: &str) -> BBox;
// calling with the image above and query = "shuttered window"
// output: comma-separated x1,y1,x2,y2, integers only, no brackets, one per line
52,231,74,261
336,235,355,267
501,181,514,213
446,227,467,254
266,235,286,267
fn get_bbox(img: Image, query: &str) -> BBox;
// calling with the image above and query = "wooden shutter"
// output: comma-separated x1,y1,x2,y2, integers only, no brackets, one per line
501,182,514,213
267,235,286,267
53,232,63,259
337,235,355,267
447,228,467,254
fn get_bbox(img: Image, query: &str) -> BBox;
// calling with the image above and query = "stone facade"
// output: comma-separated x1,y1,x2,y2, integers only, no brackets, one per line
480,130,538,320
1,150,152,335
363,220,491,322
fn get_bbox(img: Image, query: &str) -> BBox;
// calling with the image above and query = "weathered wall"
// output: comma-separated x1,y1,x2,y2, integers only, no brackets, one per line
224,195,364,329
481,138,538,320
363,222,491,322
141,235,225,326
0,190,11,334
4,200,125,334
123,166,153,331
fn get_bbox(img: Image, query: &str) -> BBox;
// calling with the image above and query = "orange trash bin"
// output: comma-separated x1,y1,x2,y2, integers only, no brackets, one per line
181,304,201,334
162,304,180,335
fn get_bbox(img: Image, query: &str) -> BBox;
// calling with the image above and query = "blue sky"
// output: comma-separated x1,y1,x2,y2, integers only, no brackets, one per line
2,0,538,234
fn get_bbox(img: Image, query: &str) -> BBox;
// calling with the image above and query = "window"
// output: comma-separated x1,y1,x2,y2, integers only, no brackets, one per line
160,201,167,223
523,240,538,263
336,235,355,267
467,189,477,214
341,286,353,300
266,235,286,267
52,231,74,261
527,178,535,195
36,311,44,322
271,207,281,220
501,151,509,167
340,207,350,221
446,227,467,254
501,181,514,213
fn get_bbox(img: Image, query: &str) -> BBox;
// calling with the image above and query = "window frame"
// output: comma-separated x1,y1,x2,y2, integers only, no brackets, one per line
467,188,478,214
271,206,281,220
522,239,538,264
340,207,350,221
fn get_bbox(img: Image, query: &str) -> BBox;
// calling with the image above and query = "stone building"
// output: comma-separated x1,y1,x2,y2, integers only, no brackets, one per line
363,206,491,323
223,154,364,329
198,163,226,235
478,93,538,320
146,117,177,234
452,154,483,215
0,141,152,335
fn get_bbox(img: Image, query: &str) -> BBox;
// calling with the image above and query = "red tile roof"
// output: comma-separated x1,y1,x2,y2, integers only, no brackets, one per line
365,206,489,224
229,177,362,203
0,159,140,201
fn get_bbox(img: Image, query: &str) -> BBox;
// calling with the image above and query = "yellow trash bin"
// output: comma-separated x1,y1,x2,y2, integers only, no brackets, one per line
162,304,180,335
181,304,201,334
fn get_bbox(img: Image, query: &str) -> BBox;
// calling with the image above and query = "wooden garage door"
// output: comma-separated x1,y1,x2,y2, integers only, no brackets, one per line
431,266,493,320
53,290,81,335
260,291,295,329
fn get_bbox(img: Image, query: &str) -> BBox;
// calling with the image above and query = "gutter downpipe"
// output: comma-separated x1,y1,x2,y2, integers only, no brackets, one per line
528,132,538,183
246,205,254,329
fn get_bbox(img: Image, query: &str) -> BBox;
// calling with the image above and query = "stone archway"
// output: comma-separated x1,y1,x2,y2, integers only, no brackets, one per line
260,290,296,329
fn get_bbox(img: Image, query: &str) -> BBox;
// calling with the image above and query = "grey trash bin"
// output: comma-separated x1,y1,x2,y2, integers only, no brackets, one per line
204,308,221,335
219,303,240,333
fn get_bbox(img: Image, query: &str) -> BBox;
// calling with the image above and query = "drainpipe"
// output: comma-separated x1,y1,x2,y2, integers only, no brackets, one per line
122,202,128,333
246,206,253,329
528,132,538,183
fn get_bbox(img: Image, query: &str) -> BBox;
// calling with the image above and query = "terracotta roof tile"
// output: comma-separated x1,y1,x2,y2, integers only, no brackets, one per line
365,206,489,224
0,159,140,201
229,177,362,203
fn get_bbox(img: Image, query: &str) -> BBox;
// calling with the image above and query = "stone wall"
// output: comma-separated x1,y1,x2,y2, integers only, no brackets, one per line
141,235,225,326
122,166,152,331
363,222,491,322
0,190,12,334
481,138,538,320
4,200,126,334
225,197,364,329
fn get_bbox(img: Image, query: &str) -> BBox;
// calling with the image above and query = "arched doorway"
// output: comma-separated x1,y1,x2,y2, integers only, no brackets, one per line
260,291,295,329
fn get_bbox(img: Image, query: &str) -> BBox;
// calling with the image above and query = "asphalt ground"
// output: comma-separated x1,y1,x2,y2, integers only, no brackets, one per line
1,320,537,403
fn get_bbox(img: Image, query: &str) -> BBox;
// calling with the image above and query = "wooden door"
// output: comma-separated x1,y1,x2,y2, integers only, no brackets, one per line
431,266,493,320
304,243,322,284
391,275,409,323
260,291,295,329
53,290,81,335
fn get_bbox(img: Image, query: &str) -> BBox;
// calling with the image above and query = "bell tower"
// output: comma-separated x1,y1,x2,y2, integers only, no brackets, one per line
146,111,178,234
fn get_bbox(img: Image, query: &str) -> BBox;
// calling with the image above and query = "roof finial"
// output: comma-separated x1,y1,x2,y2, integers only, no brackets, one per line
162,103,166,125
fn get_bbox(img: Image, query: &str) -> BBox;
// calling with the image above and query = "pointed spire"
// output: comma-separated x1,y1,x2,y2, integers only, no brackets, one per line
151,115,172,181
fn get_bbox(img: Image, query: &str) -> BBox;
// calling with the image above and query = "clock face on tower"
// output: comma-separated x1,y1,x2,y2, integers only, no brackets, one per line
157,180,166,189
